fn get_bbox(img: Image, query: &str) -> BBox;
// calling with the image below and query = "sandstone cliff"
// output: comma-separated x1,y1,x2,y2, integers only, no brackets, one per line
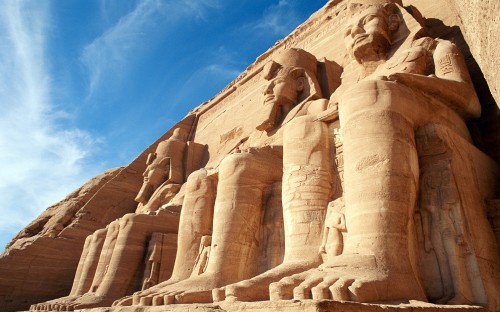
1,0,499,311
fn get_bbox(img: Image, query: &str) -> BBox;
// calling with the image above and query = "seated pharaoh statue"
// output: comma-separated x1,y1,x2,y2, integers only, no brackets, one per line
262,0,499,309
114,48,344,306
31,128,206,311
29,1,500,309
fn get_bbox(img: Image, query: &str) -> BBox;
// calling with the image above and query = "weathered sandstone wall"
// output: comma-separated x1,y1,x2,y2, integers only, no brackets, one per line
0,0,498,311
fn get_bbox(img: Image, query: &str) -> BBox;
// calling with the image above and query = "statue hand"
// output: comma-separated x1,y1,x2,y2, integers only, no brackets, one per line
315,105,339,122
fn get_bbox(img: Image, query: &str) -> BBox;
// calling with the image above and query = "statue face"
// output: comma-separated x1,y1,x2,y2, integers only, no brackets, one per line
344,7,391,63
143,162,167,189
262,72,298,107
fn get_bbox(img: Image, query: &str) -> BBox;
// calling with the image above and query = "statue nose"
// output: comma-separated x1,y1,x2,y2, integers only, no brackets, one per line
351,25,364,37
263,82,274,95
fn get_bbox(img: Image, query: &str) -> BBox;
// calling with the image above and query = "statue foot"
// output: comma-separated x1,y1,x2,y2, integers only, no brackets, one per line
112,295,133,306
31,294,115,311
128,273,223,306
175,290,213,304
54,293,115,310
270,255,426,303
113,277,182,306
30,295,79,311
212,287,226,302
223,260,321,302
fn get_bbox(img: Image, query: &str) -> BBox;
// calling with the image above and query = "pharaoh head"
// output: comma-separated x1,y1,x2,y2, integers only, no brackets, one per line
263,48,321,105
257,48,321,131
135,128,187,204
344,0,402,63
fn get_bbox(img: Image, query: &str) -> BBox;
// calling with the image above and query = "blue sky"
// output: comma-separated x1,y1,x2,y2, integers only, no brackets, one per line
0,0,326,250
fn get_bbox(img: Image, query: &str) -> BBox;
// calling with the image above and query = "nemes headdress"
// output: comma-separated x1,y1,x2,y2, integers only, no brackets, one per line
263,48,318,80
263,48,322,101
347,0,402,16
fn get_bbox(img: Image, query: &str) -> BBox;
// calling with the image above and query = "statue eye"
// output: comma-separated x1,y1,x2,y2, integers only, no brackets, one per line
362,15,377,25
274,78,286,84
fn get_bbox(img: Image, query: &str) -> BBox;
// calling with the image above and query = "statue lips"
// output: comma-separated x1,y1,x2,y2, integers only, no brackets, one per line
352,34,369,47
264,95,275,103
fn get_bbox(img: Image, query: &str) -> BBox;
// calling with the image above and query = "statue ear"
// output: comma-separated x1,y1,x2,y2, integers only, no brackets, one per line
296,76,306,92
158,157,171,169
290,67,323,102
388,14,400,32
384,3,400,32
289,68,306,92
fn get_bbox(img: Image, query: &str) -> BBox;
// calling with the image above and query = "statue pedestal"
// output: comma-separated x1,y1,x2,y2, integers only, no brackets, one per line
78,300,487,312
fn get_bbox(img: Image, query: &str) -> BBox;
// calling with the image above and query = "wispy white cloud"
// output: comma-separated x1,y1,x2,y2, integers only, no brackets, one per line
0,2,102,248
168,45,243,113
181,0,222,20
251,0,302,37
81,0,223,98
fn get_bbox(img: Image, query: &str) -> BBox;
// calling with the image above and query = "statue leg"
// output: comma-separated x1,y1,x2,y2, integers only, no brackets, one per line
271,81,427,302
131,150,282,305
50,211,180,310
71,228,108,296
169,168,216,283
88,221,120,292
340,81,425,301
32,226,111,310
114,168,217,306
222,115,332,302
94,212,179,296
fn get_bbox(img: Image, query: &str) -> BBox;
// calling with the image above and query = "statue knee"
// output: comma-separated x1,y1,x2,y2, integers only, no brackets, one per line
185,168,209,192
219,152,256,181
219,151,281,185
119,213,137,228
94,227,107,236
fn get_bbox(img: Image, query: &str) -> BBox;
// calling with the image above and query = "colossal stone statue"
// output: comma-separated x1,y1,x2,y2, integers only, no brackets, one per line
267,0,500,309
26,1,500,311
134,128,187,213
31,128,195,311
114,48,340,306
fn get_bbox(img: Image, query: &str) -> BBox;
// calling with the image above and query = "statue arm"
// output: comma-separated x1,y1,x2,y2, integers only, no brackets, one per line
387,40,480,119
315,102,339,122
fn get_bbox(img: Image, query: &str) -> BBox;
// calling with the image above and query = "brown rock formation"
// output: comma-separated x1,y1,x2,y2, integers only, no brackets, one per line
2,0,499,312
0,116,197,312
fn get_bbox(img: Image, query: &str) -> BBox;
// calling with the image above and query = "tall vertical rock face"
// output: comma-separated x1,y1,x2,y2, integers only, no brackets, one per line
1,1,499,312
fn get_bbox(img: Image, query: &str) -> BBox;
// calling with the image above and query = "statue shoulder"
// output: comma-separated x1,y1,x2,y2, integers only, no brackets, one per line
384,37,436,75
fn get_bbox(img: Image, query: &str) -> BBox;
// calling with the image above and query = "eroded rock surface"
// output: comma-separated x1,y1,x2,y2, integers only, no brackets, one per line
2,1,499,312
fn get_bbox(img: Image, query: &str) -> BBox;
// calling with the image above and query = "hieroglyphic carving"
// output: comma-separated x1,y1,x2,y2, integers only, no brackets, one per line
142,233,178,291
319,198,346,262
191,235,212,277
266,1,499,309
27,1,500,311
419,159,475,304
115,48,337,306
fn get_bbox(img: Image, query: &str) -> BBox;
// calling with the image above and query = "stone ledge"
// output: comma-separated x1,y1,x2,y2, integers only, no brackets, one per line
76,300,488,312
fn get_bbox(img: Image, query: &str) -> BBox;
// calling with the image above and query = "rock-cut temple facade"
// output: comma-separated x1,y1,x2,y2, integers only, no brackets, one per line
1,0,499,311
